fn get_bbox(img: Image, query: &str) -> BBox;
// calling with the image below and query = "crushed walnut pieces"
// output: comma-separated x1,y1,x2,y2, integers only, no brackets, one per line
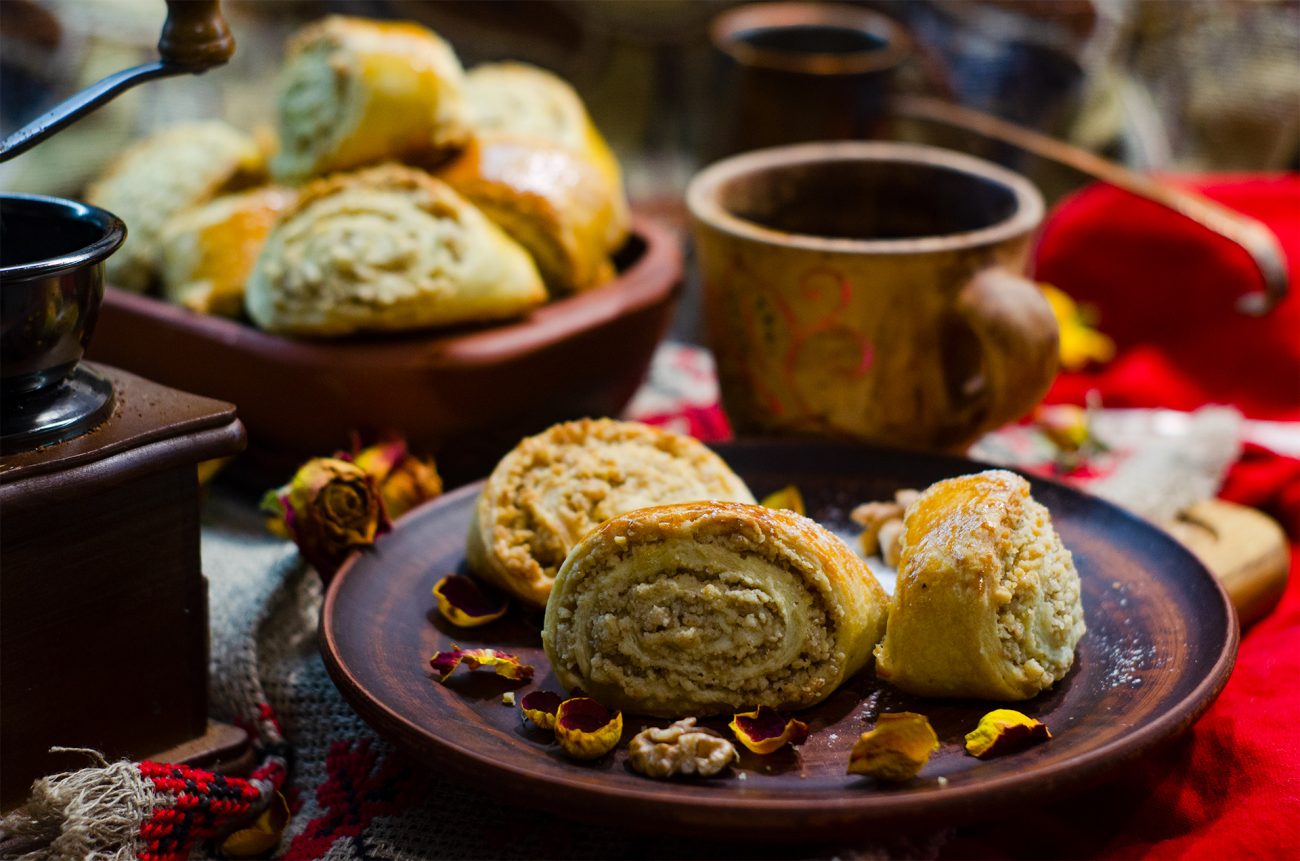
628,718,738,779
850,488,917,563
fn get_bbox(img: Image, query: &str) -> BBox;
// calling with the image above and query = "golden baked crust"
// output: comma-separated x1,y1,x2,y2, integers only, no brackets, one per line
159,186,298,316
87,121,265,292
271,16,469,182
873,470,1086,700
437,136,619,294
244,164,545,335
466,419,755,608
463,62,628,253
542,501,889,717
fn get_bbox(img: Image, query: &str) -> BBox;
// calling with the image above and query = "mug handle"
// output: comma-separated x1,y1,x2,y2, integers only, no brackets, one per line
955,267,1060,434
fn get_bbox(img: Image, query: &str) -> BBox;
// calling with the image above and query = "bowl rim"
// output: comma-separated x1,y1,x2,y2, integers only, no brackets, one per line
100,212,682,370
0,193,126,281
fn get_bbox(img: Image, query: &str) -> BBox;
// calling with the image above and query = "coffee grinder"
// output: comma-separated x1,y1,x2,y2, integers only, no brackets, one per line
0,1,249,809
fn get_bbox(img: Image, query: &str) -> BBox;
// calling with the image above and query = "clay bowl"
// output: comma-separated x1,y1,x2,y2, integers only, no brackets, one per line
87,214,680,481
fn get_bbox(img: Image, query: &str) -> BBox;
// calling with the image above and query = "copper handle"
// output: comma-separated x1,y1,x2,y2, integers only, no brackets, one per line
894,95,1289,317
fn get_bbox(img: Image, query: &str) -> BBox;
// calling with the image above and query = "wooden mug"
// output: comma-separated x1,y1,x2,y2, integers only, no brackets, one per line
687,141,1059,451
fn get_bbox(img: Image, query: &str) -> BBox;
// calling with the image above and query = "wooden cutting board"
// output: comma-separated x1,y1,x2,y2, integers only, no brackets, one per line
1165,500,1290,627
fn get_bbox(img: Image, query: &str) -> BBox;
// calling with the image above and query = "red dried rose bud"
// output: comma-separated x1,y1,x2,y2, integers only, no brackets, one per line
519,690,565,731
352,438,443,520
260,457,388,580
429,645,534,683
432,575,508,627
555,697,623,760
729,706,810,754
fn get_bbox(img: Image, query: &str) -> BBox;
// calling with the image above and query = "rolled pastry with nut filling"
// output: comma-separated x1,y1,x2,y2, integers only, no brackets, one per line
87,121,265,292
244,164,545,336
874,470,1086,700
271,16,470,182
159,186,297,317
542,501,890,718
438,136,621,294
467,419,755,608
463,62,628,253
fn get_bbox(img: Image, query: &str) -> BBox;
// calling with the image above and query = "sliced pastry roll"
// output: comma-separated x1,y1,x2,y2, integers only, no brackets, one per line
271,16,470,182
437,136,620,294
87,121,265,292
542,501,890,717
464,62,629,253
874,470,1086,700
244,164,545,336
466,419,755,608
160,186,297,316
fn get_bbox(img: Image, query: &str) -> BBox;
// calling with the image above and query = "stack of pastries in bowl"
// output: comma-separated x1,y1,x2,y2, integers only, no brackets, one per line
87,16,630,337
463,419,1087,722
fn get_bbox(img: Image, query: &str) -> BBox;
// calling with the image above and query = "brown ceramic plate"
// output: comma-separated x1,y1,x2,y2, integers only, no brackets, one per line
319,440,1238,839
88,214,680,480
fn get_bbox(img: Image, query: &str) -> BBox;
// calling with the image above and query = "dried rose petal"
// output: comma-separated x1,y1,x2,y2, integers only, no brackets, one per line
260,457,389,580
848,712,939,782
352,438,443,520
432,575,508,627
220,791,290,857
1036,404,1091,452
519,690,564,730
760,485,805,516
729,706,809,754
965,709,1051,759
555,697,623,760
429,645,534,683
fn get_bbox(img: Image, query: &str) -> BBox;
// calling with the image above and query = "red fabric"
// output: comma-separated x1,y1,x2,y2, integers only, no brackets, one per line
942,177,1300,859
1035,175,1300,419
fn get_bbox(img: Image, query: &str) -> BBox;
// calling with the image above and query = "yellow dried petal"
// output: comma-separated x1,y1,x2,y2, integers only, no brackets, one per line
431,575,508,627
555,697,623,760
965,709,1051,758
729,706,809,754
848,712,939,782
760,485,805,516
1043,284,1115,370
519,690,564,730
220,791,289,857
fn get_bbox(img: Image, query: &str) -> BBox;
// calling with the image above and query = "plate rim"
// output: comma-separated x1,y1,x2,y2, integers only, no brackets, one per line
320,442,1240,831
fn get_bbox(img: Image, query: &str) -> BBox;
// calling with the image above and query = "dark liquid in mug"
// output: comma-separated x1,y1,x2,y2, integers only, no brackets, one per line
733,24,890,56
720,160,1020,240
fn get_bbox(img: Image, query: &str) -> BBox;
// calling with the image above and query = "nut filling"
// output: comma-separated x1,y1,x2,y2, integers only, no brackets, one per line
485,422,756,597
993,497,1085,691
550,535,838,716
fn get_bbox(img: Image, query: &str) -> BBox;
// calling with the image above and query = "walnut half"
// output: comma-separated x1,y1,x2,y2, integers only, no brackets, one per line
627,718,737,779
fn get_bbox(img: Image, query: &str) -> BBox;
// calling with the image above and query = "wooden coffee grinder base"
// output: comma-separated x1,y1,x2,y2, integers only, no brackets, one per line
0,363,249,810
